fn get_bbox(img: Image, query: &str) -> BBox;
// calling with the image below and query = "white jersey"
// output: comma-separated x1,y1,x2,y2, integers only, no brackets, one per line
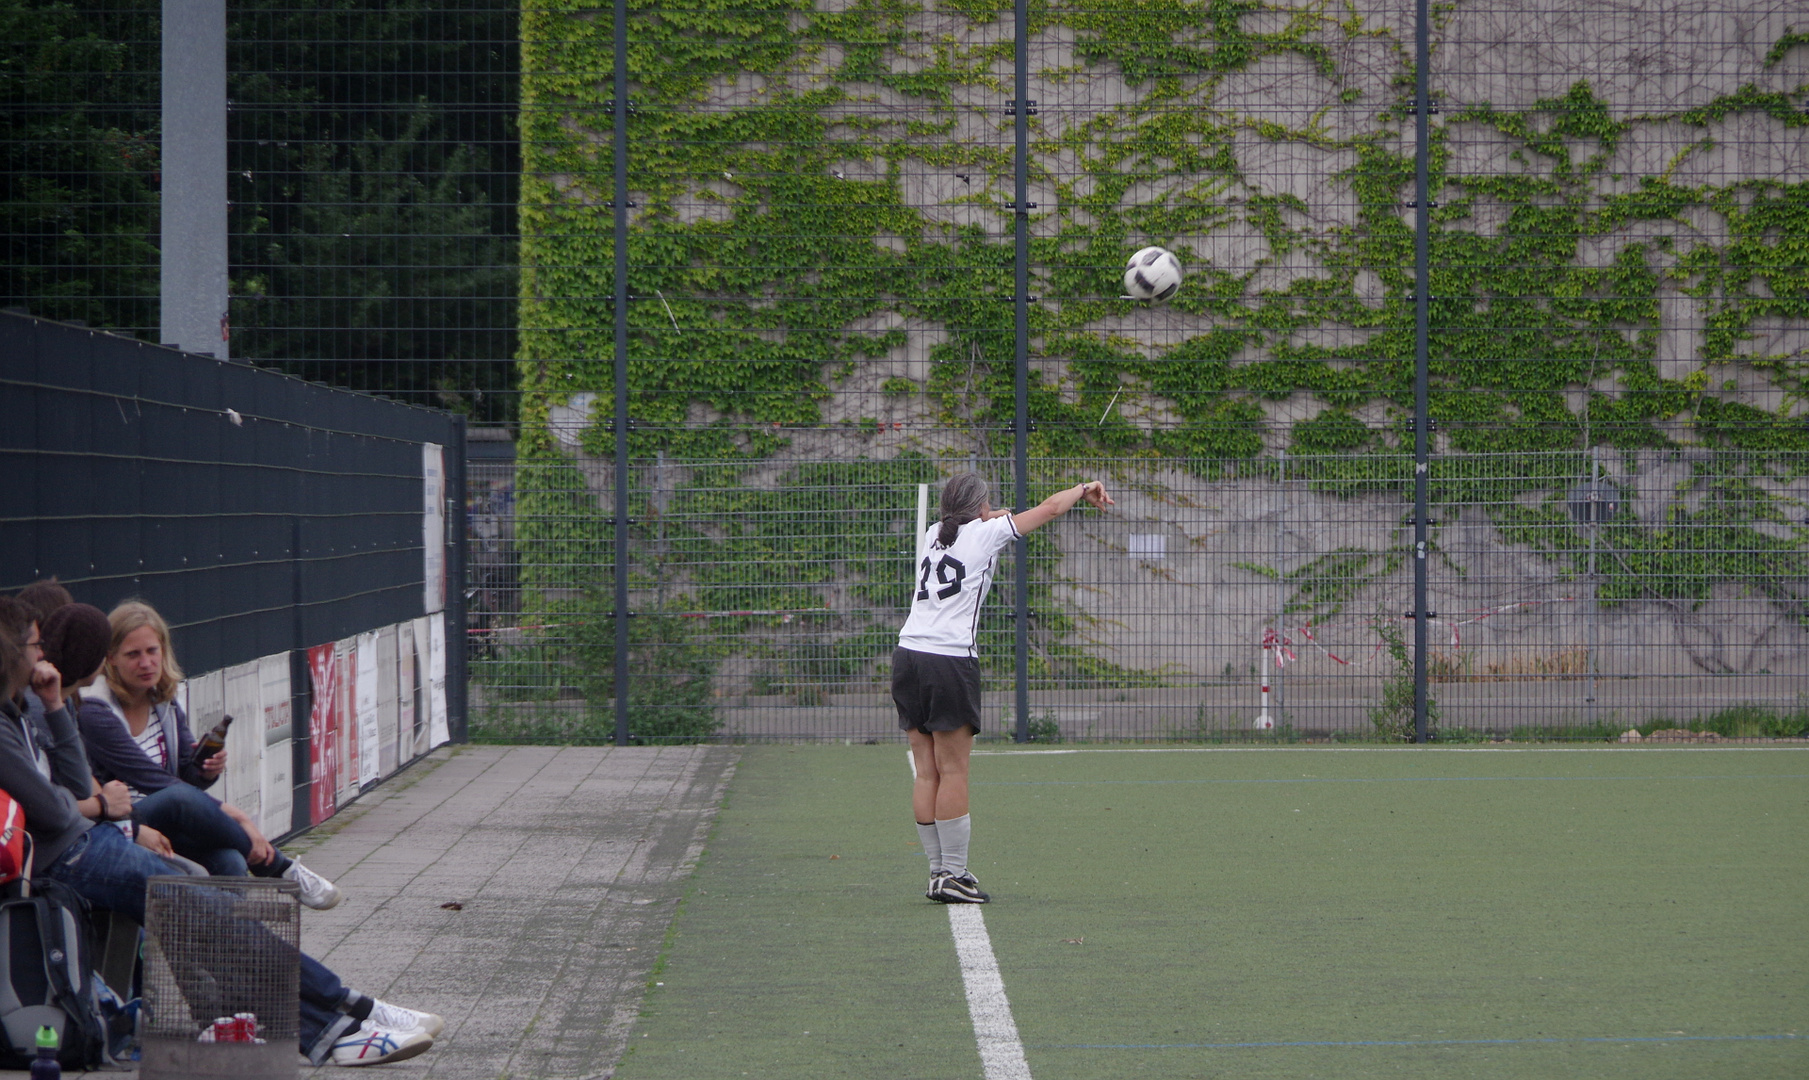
897,514,1021,657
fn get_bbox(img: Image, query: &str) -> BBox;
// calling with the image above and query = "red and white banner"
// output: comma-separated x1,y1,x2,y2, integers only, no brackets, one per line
307,643,340,824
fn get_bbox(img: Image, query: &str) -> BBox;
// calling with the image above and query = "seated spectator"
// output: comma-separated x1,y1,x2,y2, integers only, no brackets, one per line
78,600,341,908
0,598,441,1066
14,577,73,634
38,602,195,866
13,578,72,726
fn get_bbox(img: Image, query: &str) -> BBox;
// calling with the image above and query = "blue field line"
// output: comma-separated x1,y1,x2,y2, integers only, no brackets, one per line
1034,1032,1803,1052
976,774,1807,786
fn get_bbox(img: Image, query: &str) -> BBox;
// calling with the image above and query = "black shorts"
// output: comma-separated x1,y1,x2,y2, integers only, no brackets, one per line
891,647,983,734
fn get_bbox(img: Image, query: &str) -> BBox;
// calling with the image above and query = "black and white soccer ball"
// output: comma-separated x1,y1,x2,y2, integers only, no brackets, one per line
1123,246,1184,304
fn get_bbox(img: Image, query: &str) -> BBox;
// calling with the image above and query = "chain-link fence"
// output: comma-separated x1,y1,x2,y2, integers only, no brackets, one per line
469,448,1809,743
3,0,517,418
6,1,1805,742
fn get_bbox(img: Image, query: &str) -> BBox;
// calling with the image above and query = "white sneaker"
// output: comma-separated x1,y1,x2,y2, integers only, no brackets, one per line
283,860,343,910
329,1021,432,1066
370,998,445,1038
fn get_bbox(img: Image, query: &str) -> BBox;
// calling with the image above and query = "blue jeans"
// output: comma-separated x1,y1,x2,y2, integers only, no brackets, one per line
44,826,363,1063
131,783,292,879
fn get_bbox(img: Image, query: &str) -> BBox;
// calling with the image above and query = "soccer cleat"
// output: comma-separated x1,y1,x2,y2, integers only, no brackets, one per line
284,859,343,910
370,999,445,1038
329,1022,433,1066
935,871,990,904
926,870,952,901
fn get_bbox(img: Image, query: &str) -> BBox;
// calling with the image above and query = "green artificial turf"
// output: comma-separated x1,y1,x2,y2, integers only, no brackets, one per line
614,745,1808,1080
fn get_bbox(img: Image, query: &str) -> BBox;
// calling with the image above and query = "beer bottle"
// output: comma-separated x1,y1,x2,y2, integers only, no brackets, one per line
192,714,233,767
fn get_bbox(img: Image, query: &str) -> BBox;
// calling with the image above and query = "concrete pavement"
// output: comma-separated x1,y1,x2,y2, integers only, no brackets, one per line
37,743,739,1079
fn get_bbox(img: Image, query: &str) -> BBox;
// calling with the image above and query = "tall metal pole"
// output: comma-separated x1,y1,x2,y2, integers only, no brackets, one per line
1012,0,1031,743
160,0,229,358
611,0,632,746
1411,0,1433,743
1586,446,1599,727
448,414,470,742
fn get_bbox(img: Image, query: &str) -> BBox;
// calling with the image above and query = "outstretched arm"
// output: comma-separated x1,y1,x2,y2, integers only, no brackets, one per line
1009,480,1114,535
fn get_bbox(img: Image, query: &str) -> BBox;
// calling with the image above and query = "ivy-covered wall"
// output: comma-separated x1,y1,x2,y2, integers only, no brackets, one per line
497,0,1809,737
518,0,1806,461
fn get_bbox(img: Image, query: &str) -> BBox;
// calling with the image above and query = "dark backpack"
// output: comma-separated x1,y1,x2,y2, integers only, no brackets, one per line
0,877,108,1069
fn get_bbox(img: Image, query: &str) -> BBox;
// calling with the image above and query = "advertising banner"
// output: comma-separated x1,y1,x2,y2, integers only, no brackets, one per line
306,643,339,823
355,631,380,788
399,621,419,762
337,638,360,804
376,626,399,779
256,654,292,836
423,442,446,614
259,654,292,746
222,661,262,821
427,614,449,748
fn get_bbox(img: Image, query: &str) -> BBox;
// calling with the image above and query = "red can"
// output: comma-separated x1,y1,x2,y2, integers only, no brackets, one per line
233,1013,259,1041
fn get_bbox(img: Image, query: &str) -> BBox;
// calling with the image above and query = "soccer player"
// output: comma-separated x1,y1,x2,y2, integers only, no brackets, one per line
894,472,1112,903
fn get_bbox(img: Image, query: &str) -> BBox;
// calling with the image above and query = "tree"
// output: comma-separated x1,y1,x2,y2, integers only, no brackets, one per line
226,0,520,421
0,0,160,333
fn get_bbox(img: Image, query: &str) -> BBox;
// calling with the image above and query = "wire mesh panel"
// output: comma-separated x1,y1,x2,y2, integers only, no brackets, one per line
1430,450,1809,738
1426,1,1809,739
140,876,299,1079
228,0,519,418
1,0,518,419
1,0,161,336
8,0,1808,742
484,0,1809,743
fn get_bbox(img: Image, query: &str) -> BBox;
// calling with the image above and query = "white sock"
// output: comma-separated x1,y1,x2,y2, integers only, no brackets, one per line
916,821,942,873
935,814,971,877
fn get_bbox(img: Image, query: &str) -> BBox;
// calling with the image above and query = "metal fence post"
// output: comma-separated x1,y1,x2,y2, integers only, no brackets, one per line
1586,445,1600,727
448,413,470,743
611,0,632,747
1276,450,1287,723
1411,0,1433,744
160,0,228,359
1011,0,1030,743
289,511,312,834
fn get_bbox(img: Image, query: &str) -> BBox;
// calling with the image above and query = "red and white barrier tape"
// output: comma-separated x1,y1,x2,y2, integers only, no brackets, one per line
1261,596,1578,661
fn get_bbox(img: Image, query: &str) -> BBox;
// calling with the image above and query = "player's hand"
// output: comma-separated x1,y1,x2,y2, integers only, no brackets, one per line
200,749,227,778
1081,480,1114,509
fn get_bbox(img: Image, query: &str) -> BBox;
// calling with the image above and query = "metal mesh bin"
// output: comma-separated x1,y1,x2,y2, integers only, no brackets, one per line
139,876,300,1078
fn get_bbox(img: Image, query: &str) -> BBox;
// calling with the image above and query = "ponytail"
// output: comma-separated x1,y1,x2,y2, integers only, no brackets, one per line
935,472,991,548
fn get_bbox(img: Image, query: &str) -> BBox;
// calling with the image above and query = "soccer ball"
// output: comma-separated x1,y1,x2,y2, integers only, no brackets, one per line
1123,246,1184,304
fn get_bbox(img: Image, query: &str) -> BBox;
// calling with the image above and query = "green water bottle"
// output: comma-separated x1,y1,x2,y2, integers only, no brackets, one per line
29,1024,59,1079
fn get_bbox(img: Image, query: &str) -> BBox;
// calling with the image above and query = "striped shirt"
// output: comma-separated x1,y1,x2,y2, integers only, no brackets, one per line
134,712,167,772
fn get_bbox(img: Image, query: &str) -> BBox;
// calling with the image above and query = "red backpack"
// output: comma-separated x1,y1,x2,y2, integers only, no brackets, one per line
0,791,27,884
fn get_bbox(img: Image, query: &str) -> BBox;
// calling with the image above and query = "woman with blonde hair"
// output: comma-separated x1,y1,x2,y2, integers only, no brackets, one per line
77,600,342,908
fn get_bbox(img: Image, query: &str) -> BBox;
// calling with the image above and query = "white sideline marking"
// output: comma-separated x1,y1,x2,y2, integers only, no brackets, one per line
974,745,1809,756
948,905,1033,1080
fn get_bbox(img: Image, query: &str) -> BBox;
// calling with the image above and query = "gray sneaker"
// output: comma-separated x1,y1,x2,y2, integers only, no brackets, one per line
371,998,445,1038
283,860,343,910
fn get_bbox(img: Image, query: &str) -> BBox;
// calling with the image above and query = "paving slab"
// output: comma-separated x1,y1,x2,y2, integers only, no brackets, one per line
17,743,737,1079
